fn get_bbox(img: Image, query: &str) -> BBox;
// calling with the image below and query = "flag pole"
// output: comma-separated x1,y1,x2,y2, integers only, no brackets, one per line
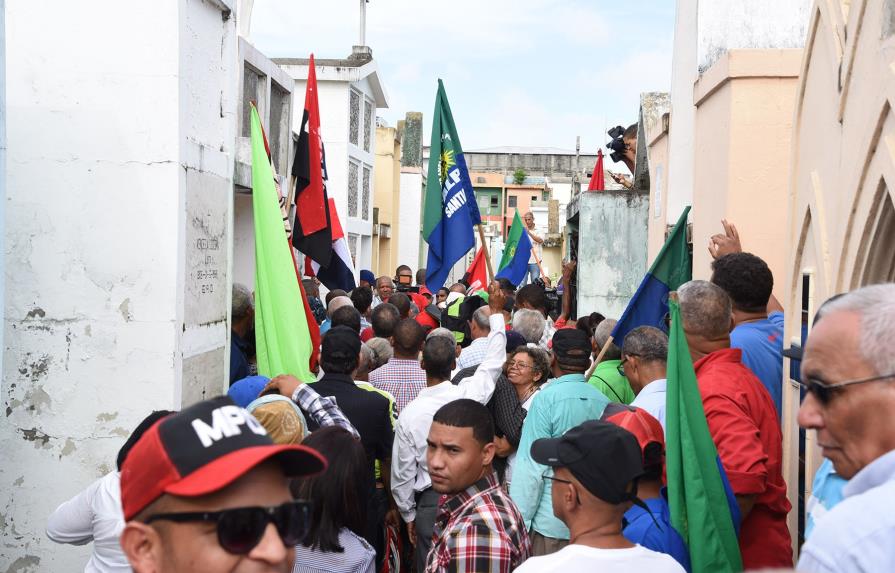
585,334,614,379
476,224,495,282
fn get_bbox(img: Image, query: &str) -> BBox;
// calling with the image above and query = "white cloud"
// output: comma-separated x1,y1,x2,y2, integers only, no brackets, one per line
249,1,674,148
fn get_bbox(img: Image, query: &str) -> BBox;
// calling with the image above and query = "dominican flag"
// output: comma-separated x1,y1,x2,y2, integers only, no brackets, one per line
304,198,356,292
292,54,333,268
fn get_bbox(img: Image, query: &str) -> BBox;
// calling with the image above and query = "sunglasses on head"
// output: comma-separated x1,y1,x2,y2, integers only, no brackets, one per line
800,372,895,405
145,500,311,555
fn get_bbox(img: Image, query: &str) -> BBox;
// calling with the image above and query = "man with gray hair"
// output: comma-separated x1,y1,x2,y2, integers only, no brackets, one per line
230,283,254,385
677,280,790,568
622,326,669,428
512,308,546,347
457,306,492,369
320,295,353,335
797,283,895,573
587,319,636,404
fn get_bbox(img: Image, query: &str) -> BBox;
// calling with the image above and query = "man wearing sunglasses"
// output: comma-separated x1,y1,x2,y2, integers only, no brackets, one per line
796,284,895,573
118,396,327,572
677,280,790,569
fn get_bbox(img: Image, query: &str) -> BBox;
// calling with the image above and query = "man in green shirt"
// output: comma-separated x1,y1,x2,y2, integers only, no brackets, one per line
587,319,636,404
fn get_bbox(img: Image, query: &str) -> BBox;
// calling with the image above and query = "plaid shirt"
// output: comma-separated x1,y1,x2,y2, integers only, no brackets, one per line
426,474,531,573
369,358,427,414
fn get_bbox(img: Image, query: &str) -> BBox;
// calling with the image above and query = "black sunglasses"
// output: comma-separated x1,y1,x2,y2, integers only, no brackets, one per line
800,372,895,405
145,500,311,555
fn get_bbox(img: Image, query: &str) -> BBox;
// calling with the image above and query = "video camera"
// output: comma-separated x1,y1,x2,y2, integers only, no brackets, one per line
606,125,626,163
394,274,419,294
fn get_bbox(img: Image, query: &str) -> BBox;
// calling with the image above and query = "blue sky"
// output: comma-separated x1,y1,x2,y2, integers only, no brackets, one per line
250,1,675,154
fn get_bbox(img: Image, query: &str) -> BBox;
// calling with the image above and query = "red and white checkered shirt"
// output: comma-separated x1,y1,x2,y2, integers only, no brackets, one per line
426,473,531,573
369,358,427,414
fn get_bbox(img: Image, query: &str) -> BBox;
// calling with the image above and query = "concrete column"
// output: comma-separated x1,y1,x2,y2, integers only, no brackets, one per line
1,0,236,568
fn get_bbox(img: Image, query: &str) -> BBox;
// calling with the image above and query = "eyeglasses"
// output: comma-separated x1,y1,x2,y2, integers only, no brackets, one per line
507,361,533,370
541,472,581,505
617,354,638,377
145,501,311,555
800,372,895,405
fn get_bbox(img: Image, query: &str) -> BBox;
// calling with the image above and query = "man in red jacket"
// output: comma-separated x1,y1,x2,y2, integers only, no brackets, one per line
678,280,791,569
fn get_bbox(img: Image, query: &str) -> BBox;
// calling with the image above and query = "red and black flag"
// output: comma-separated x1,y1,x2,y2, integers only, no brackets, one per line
292,54,333,268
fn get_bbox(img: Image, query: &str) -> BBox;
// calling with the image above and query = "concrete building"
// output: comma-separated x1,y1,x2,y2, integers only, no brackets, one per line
2,0,238,569
782,0,895,551
647,0,811,300
567,190,650,318
276,49,389,275
232,38,294,289
372,113,424,278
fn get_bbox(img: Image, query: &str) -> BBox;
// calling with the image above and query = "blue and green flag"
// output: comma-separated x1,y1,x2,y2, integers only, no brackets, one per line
611,206,691,342
666,297,743,572
423,80,481,293
496,210,533,286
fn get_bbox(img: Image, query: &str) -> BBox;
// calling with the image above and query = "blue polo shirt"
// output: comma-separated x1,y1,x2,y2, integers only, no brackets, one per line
730,311,784,417
624,490,691,572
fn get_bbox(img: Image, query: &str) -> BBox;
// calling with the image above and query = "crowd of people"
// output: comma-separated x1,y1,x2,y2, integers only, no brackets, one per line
44,220,895,572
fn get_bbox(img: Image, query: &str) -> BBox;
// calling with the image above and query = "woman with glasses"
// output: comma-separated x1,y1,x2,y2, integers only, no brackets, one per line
292,426,375,573
491,346,552,488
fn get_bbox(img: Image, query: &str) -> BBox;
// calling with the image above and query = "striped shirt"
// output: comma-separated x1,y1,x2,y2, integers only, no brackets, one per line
369,358,428,413
293,528,375,573
426,473,531,573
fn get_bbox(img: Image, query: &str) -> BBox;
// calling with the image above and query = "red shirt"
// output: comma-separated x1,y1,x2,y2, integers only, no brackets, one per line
694,348,792,569
360,326,374,343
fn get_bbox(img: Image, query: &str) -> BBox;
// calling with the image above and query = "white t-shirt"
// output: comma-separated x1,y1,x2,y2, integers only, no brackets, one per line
515,543,686,573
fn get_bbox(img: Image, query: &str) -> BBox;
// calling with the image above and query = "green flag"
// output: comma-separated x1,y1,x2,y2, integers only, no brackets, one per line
666,298,742,572
250,104,314,381
494,210,533,286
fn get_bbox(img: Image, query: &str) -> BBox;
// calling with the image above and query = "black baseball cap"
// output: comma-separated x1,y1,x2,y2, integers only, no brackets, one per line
551,329,592,365
531,420,644,504
120,396,326,520
322,325,362,361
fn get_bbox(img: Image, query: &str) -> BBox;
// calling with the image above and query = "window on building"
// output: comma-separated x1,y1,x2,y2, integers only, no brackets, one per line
476,176,486,184
362,165,371,221
508,196,517,208
490,195,499,208
364,99,373,152
349,89,361,146
242,64,265,138
348,160,360,217
347,233,359,266
532,195,538,202
268,82,290,171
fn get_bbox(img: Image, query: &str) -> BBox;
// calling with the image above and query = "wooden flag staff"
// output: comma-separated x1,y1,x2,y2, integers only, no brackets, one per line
476,224,495,282
585,335,613,379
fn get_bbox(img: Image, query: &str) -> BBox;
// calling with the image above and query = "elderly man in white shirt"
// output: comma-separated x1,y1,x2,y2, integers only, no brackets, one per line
456,306,491,370
796,284,895,573
620,326,669,430
391,282,507,572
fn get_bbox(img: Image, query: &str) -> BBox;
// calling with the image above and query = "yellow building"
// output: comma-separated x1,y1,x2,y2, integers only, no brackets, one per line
373,124,400,277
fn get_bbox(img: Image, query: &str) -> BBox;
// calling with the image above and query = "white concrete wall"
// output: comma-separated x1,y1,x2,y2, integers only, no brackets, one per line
1,1,236,569
398,170,422,271
576,192,650,319
666,0,698,228
697,0,811,72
